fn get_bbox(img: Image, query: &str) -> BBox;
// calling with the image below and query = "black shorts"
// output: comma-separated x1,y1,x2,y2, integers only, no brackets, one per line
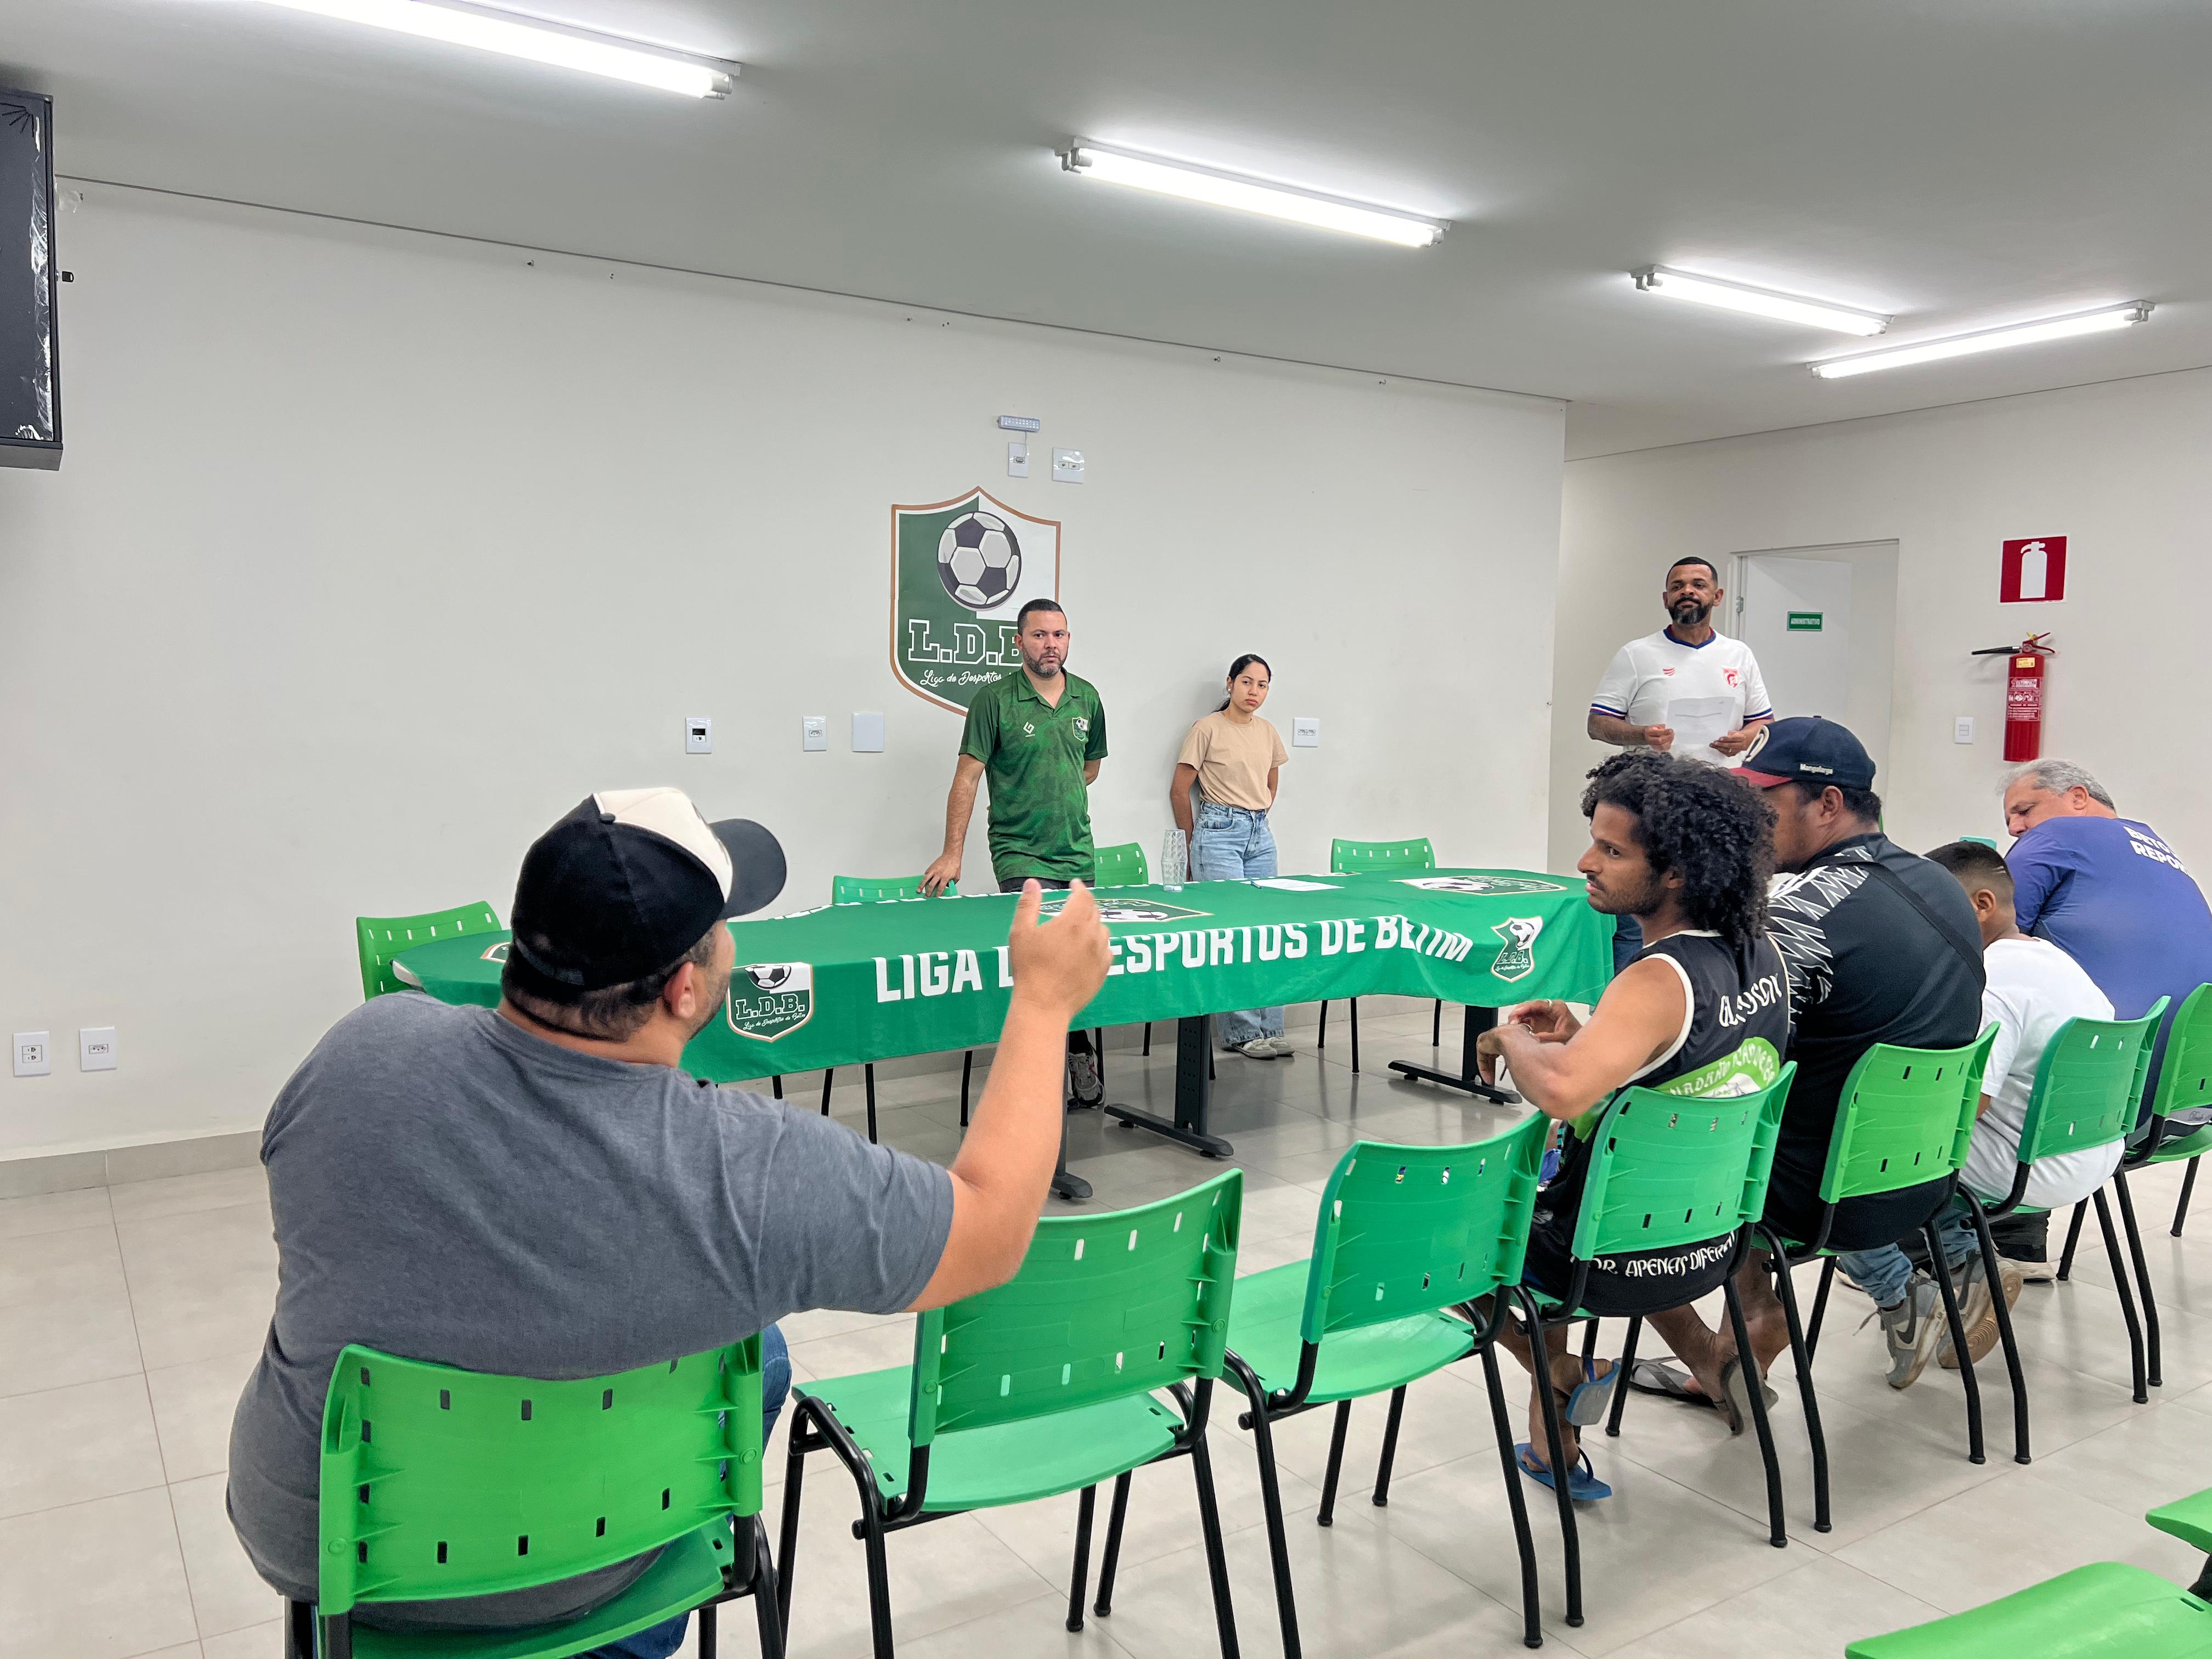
998,876,1070,893
1521,1213,1737,1318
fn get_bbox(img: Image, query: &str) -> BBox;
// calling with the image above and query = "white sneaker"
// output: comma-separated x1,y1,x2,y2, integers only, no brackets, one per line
1231,1038,1283,1060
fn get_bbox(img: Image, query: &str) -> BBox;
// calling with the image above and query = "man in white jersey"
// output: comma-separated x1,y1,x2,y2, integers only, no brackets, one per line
1589,558,1774,766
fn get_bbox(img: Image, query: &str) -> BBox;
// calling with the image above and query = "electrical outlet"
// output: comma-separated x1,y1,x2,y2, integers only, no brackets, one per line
802,715,828,753
1051,448,1085,484
1954,716,1976,744
13,1031,52,1077
685,716,712,754
1007,441,1030,478
79,1027,118,1072
1292,716,1321,749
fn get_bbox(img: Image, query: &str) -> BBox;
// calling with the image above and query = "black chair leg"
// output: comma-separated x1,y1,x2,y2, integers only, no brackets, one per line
2113,1172,2162,1387
959,1051,973,1128
2058,1200,2088,1279
1142,1023,1153,1058
1757,1228,1829,1533
771,1075,783,1101
820,1068,834,1118
1187,1424,1244,1659
752,1517,787,1659
1723,1273,1788,1548
1317,1400,1352,1526
857,1498,896,1659
1317,1000,1328,1050
1805,1258,1838,1361
1431,998,1443,1047
1580,1318,1600,1367
1606,1316,1640,1438
1093,1029,1105,1089
1372,1385,1408,1506
1520,1291,1583,1627
1093,1470,1132,1617
2093,1188,2150,1403
700,1598,718,1657
864,1063,878,1144
1066,1484,1097,1632
1926,1218,1985,1464
285,1601,313,1659
1232,1366,1299,1659
2176,1156,2202,1238
1477,1339,1544,1649
1962,1194,2031,1465
1350,999,1361,1074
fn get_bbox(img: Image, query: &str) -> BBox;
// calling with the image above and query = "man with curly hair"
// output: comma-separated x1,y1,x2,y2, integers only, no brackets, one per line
1475,752,1790,1499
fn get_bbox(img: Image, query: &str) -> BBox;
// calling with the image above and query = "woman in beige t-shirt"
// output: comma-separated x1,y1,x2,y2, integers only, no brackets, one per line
1172,654,1291,1058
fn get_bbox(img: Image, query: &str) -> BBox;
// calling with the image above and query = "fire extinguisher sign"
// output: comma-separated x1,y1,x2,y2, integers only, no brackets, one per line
2000,537,2067,603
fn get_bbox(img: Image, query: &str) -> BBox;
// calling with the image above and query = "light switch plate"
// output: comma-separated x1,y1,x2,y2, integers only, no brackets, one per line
1007,441,1030,479
852,712,885,753
685,716,712,754
13,1031,51,1077
79,1027,118,1072
802,715,828,753
1292,716,1321,749
1051,448,1085,484
1954,716,1976,744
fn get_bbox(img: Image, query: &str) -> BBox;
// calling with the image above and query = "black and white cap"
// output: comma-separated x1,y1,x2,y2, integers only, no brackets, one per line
509,788,787,992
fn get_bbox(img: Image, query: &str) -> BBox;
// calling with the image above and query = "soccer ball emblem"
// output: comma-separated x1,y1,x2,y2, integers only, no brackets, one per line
745,964,795,993
936,511,1023,611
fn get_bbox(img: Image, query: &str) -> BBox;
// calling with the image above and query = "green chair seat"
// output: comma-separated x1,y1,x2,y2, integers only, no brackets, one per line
1844,1561,2212,1657
792,1367,1182,1511
1224,1260,1476,1404
2147,1126,2212,1166
2152,1488,2212,1557
356,902,501,1000
350,1522,733,1659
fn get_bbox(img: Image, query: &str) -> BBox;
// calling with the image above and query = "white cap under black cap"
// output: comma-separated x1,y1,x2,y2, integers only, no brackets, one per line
507,788,787,993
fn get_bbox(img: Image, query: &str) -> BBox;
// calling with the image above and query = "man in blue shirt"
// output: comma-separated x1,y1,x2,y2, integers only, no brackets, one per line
2004,758,2212,1133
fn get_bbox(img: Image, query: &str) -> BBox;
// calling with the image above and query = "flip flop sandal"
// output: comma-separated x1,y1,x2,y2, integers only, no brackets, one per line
1717,1356,1781,1437
1561,1358,1621,1429
1516,1442,1613,1502
1627,1357,1718,1407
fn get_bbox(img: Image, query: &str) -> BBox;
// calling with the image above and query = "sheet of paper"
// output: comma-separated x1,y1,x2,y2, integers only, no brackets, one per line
1664,695,1736,753
1252,877,1339,891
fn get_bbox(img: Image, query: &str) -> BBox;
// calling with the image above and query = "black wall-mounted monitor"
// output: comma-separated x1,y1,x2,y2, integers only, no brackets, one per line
1,89,60,471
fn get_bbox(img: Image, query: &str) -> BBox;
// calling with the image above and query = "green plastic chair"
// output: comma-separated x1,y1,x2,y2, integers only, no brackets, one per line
1092,841,1148,888
776,1173,1244,1659
1843,1561,2212,1657
301,1336,777,1659
354,902,500,1001
1318,837,1441,1071
2122,983,2212,1242
1522,1062,1796,1627
2151,1484,2212,1600
1220,1116,1549,1654
816,876,966,1141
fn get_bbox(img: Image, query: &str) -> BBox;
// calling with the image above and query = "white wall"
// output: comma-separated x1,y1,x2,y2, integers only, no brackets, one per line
0,187,1566,1160
1550,369,2212,872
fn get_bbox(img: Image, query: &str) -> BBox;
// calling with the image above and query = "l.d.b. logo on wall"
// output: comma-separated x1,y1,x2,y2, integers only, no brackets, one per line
727,962,814,1042
890,488,1062,712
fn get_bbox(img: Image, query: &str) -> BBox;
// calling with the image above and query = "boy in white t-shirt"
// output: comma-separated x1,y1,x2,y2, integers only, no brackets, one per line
1833,839,2119,1387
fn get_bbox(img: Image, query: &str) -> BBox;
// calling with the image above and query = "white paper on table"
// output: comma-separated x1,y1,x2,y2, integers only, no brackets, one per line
1252,877,1339,891
1664,695,1736,754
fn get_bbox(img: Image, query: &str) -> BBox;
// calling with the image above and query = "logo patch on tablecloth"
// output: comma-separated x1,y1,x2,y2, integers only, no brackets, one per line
727,962,814,1042
1397,876,1568,895
1037,892,1211,924
890,488,1062,714
1489,916,1545,983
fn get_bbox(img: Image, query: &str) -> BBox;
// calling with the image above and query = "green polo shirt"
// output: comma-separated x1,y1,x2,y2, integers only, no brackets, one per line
960,669,1109,883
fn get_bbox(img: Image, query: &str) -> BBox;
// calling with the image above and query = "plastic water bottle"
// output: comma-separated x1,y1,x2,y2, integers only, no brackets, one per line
1161,828,1188,891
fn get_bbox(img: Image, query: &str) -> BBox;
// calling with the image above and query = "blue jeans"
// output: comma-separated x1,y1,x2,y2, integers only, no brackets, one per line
592,1324,792,1659
1189,803,1283,1045
1835,1208,1977,1310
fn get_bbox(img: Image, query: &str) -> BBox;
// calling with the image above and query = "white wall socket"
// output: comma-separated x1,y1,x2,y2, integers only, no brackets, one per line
802,715,828,753
1953,716,1976,744
1007,441,1029,479
1051,448,1085,483
685,716,712,754
79,1027,118,1072
1291,716,1321,749
13,1031,51,1077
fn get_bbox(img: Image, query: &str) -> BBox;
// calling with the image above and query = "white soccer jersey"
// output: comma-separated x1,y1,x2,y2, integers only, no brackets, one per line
1590,628,1773,766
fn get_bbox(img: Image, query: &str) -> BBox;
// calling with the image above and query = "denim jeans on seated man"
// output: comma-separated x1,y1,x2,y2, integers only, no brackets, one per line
591,1324,792,1659
1835,1209,1979,1310
1189,802,1284,1046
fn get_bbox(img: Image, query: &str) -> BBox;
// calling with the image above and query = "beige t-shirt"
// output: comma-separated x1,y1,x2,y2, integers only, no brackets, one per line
1177,712,1288,811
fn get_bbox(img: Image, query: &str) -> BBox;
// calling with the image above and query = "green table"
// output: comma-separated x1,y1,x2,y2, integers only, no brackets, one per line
394,868,1610,1170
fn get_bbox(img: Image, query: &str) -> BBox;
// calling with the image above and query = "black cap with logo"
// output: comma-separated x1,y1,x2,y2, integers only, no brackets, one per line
508,788,787,992
1729,716,1877,792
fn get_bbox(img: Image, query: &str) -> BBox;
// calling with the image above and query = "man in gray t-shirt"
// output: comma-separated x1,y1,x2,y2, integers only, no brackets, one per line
228,787,1110,1648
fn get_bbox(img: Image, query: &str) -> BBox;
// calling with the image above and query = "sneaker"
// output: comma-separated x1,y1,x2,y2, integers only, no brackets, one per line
1230,1038,1282,1060
1066,1049,1104,1110
2015,1258,2057,1286
1874,1274,1947,1390
1940,1257,2024,1370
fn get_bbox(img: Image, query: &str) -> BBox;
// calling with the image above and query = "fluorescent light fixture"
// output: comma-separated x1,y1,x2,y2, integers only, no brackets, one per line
1810,302,2154,378
1632,266,1889,336
252,0,736,97
1059,141,1447,247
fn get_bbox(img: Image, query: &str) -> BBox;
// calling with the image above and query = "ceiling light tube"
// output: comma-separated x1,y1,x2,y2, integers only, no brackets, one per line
252,0,736,97
1632,266,1889,336
1059,141,1447,247
1809,302,2154,378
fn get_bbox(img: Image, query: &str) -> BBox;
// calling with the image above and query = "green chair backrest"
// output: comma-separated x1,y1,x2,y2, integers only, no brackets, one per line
909,1171,1240,1448
1960,835,1999,849
1330,837,1436,875
2147,1482,2212,1556
317,1336,763,1618
354,901,500,1000
1818,1027,1998,1205
2019,1000,2168,1165
1092,841,1148,887
1570,1061,1796,1261
2147,984,2212,1122
832,873,955,903
1299,1115,1545,1344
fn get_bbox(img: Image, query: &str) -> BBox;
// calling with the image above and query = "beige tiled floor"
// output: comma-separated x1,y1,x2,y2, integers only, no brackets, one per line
5,1005,2208,1658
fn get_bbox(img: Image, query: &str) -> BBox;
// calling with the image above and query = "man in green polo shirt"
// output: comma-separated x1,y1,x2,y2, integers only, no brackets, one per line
923,598,1109,1106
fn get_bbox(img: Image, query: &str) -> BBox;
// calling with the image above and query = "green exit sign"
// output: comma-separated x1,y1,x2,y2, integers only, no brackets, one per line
1787,611,1824,632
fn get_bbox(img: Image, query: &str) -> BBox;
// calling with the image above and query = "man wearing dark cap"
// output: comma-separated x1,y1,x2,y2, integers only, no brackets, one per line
1639,719,1988,1415
227,787,1110,1654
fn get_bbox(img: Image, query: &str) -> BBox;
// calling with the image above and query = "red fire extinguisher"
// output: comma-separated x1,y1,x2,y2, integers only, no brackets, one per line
1971,633,2055,761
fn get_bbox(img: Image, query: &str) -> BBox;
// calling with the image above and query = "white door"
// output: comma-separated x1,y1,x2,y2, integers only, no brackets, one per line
1736,555,1854,723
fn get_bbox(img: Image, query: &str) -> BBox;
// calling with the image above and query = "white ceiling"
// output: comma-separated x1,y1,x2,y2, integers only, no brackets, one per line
6,0,2210,455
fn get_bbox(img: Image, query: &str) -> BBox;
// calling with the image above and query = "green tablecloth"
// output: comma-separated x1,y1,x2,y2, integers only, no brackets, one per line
394,868,1610,1083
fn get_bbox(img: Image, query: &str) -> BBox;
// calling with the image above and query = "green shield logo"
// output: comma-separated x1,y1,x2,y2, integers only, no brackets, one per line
1489,916,1545,983
726,962,814,1042
890,488,1061,712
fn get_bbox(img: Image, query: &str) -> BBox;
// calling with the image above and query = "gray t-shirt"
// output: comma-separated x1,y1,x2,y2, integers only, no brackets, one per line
227,994,952,1627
